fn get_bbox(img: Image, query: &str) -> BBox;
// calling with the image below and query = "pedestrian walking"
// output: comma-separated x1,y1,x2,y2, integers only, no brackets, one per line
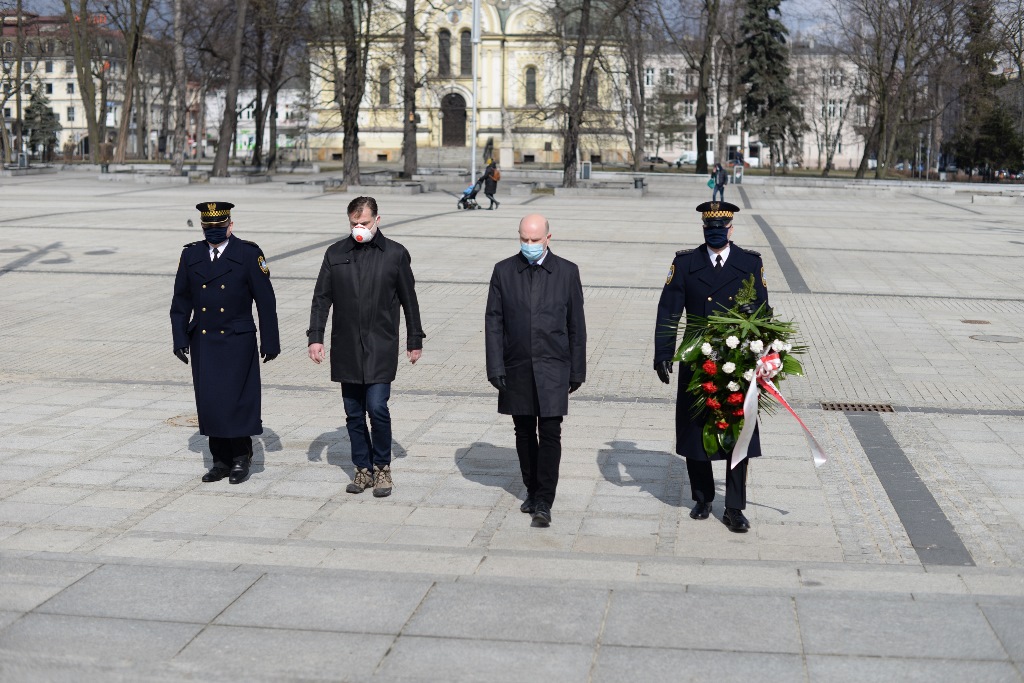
170,201,280,485
711,163,728,202
485,213,586,527
307,196,425,497
482,158,501,210
652,201,769,532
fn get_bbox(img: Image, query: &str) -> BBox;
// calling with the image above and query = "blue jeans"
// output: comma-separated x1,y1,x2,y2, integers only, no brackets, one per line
341,383,392,470
712,185,725,202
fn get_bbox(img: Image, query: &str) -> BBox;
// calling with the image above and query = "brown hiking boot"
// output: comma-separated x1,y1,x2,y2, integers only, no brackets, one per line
346,467,373,494
372,464,393,498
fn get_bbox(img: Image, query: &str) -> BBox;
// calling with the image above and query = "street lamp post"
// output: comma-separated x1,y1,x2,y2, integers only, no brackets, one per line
471,0,480,183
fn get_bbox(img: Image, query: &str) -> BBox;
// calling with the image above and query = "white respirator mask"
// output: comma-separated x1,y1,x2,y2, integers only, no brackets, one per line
351,218,378,243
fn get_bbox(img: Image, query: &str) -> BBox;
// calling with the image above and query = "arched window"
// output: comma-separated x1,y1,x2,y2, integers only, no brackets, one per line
438,29,451,76
460,31,472,76
525,67,537,105
379,67,391,105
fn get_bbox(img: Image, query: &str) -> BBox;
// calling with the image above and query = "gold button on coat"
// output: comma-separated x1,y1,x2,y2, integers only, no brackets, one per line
220,330,224,334
202,284,206,289
221,285,225,289
202,330,206,334
202,307,206,312
707,297,712,301
219,308,224,312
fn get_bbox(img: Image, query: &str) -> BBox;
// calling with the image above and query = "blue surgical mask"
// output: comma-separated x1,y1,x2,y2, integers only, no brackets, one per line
204,227,228,244
704,227,729,249
520,242,545,262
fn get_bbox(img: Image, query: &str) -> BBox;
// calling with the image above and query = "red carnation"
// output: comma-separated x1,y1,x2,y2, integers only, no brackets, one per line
702,359,718,375
706,398,721,410
715,421,729,430
732,408,744,417
727,393,744,405
701,381,717,393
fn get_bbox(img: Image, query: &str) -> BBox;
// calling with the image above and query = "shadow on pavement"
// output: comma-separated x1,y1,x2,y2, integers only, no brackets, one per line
306,425,406,476
597,439,686,508
188,427,282,476
454,441,523,499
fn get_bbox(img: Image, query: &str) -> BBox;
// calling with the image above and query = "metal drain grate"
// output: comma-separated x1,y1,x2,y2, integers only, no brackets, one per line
821,402,894,412
961,319,990,324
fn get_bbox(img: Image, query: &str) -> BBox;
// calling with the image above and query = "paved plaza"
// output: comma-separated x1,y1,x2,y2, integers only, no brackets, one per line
0,169,1023,681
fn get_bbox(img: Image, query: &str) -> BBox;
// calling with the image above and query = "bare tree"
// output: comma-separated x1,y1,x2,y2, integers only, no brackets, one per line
0,0,39,163
171,0,187,174
615,0,655,170
212,0,249,176
106,0,154,162
401,0,417,177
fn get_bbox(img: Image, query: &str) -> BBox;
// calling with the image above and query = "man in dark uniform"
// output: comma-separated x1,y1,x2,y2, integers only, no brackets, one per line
653,201,768,532
171,202,280,484
485,213,587,527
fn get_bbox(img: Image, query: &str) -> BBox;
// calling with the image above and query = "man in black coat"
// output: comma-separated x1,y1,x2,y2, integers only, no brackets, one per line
170,201,280,485
307,196,425,498
653,201,769,532
485,213,586,527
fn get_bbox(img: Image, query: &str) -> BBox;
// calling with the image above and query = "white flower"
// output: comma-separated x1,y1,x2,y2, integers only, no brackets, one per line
727,381,740,391
743,369,755,382
784,342,792,352
749,340,764,354
725,335,740,349
701,342,713,356
722,362,736,374
771,339,786,352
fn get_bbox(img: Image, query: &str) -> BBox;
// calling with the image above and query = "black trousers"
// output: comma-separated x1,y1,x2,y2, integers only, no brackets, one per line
512,415,563,506
686,456,749,509
208,436,252,468
485,192,497,207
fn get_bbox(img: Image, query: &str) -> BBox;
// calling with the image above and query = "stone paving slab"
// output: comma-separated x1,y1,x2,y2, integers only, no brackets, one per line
2,173,1024,679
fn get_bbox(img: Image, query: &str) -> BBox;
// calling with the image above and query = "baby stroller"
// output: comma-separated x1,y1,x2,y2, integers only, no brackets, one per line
457,178,483,210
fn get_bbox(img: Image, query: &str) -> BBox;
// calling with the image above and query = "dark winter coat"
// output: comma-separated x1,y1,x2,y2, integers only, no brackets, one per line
713,166,728,187
485,250,587,416
170,235,280,437
654,243,769,461
483,164,498,194
307,231,424,384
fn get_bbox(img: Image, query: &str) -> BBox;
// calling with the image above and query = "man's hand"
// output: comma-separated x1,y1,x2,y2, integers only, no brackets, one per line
308,343,325,364
174,347,189,365
569,381,582,394
407,349,422,364
261,352,278,364
655,360,673,384
488,376,506,391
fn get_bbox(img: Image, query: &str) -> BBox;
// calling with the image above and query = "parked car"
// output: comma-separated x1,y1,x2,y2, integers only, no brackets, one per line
673,153,697,167
644,155,669,165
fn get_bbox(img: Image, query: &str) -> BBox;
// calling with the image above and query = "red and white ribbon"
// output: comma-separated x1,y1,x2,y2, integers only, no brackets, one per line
730,351,827,469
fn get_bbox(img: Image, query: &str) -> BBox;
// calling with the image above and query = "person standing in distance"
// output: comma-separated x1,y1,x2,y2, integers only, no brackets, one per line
485,214,586,527
170,201,280,485
653,201,768,532
307,196,425,498
482,158,501,210
711,162,728,202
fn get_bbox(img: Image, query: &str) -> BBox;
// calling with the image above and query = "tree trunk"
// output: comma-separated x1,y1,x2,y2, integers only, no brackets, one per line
561,0,592,188
113,1,152,163
268,92,279,171
212,0,249,177
171,0,187,174
251,24,267,168
854,114,881,179
401,0,417,178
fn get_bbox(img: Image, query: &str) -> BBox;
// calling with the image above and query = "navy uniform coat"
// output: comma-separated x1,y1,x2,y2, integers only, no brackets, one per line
654,242,769,461
307,231,424,384
170,235,280,438
485,251,587,417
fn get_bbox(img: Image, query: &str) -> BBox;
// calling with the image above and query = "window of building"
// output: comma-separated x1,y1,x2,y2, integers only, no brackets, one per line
2,83,9,94
438,29,451,76
67,106,75,121
45,83,53,95
3,108,10,118
24,61,33,72
460,31,471,76
644,67,654,87
661,68,675,87
525,66,537,105
3,42,12,55
379,66,391,105
66,60,74,73
828,68,844,87
706,137,714,151
67,82,75,94
585,72,598,106
45,60,53,73
685,71,695,89
681,100,694,117
24,83,31,94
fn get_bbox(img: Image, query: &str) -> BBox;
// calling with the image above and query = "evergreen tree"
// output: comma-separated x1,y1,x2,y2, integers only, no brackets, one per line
22,82,62,162
952,0,1002,176
738,0,800,173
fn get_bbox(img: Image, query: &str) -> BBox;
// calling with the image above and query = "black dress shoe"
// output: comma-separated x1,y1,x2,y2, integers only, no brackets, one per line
689,502,713,520
228,461,250,485
722,507,750,532
520,496,536,513
531,501,552,527
202,466,230,483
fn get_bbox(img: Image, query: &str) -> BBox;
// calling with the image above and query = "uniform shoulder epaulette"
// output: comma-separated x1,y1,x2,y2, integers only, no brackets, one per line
746,249,761,257
675,248,694,256
240,239,261,249
182,240,202,249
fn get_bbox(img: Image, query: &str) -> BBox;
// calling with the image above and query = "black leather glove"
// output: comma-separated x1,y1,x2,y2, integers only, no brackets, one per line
174,347,189,365
261,352,279,363
488,376,506,391
655,360,672,384
569,381,582,393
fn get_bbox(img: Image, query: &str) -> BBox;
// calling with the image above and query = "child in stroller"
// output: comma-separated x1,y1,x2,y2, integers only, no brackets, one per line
457,178,484,210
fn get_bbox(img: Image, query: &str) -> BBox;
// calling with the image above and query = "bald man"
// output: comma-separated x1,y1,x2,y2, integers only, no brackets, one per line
484,214,587,527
